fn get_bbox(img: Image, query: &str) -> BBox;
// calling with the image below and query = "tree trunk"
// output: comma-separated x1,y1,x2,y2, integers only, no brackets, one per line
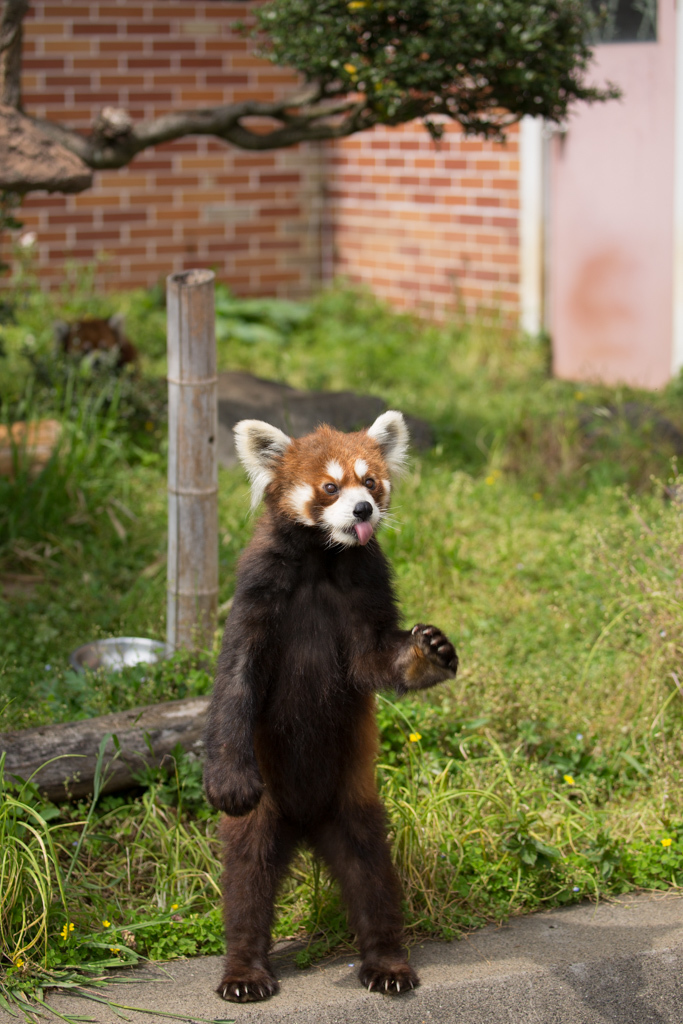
0,0,28,110
0,696,209,802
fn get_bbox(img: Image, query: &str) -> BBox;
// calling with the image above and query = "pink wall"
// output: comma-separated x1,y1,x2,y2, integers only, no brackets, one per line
549,0,676,389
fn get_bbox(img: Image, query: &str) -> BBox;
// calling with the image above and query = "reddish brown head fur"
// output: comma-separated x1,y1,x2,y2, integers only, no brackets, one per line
233,412,408,548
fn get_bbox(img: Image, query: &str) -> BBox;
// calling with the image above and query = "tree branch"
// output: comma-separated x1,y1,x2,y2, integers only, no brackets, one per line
0,0,399,181
0,0,28,109
0,0,615,194
24,89,454,172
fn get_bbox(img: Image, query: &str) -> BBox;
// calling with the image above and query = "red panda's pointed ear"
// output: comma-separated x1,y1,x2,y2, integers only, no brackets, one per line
234,419,292,509
367,410,409,475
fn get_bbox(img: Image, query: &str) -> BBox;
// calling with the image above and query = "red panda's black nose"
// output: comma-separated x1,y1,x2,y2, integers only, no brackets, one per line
353,501,373,521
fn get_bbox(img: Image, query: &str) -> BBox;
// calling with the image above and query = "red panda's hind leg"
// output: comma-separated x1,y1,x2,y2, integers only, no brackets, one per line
310,801,419,996
217,798,298,1002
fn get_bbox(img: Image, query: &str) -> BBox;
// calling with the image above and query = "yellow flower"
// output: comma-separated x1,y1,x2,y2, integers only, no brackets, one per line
348,1,367,7
14,958,24,969
69,923,74,931
110,946,121,953
661,838,673,847
343,63,358,75
485,475,495,485
409,732,422,743
563,774,575,786
574,391,584,400
102,920,111,928
171,903,179,910
533,492,542,501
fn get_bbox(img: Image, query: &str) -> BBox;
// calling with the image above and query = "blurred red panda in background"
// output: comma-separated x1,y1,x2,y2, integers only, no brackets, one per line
204,410,458,1003
54,314,138,368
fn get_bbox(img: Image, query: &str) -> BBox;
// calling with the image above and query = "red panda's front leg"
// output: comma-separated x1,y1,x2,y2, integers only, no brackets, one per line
352,624,458,694
204,615,273,816
204,665,265,817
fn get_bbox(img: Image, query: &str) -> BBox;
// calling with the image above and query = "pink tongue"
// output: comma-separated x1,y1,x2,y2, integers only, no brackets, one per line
354,521,374,546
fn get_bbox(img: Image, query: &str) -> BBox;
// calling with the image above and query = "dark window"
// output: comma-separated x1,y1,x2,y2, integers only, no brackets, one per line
590,0,657,42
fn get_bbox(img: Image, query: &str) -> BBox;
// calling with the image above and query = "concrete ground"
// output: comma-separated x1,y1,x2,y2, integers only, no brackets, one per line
14,891,683,1024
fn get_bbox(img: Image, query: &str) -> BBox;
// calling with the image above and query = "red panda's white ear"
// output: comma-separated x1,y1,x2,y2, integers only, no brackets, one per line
234,419,292,509
367,410,409,475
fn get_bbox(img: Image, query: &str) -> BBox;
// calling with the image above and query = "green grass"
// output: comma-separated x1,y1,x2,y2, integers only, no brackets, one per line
2,271,683,1013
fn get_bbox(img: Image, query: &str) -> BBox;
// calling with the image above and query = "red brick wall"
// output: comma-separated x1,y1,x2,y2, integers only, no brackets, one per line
13,2,522,320
326,120,520,321
17,1,324,296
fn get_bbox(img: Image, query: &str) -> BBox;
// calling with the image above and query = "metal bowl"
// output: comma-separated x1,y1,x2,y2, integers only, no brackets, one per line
69,637,170,674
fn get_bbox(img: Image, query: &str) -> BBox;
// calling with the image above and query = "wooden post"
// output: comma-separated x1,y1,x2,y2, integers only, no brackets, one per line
166,269,218,651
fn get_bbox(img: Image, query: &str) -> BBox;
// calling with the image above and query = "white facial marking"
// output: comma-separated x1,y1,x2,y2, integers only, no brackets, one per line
285,482,315,525
325,459,344,481
382,478,391,493
354,458,369,480
320,485,380,547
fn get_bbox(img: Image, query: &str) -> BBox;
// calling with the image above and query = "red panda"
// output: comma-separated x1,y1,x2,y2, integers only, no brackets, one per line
54,315,138,368
204,410,458,1003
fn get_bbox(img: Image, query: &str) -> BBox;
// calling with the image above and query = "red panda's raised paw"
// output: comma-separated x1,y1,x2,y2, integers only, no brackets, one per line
411,624,458,675
217,969,279,1002
359,960,419,995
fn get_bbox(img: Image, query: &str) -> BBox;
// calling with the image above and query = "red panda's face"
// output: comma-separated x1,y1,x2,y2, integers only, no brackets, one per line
277,433,390,547
234,412,408,548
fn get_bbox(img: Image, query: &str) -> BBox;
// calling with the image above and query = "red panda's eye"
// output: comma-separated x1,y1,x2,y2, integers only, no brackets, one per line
364,478,376,490
323,482,338,495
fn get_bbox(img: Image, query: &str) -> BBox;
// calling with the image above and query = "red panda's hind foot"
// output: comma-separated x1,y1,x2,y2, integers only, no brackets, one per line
359,959,419,995
217,968,279,1002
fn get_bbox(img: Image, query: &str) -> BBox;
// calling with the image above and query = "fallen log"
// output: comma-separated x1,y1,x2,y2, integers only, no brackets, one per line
0,695,210,802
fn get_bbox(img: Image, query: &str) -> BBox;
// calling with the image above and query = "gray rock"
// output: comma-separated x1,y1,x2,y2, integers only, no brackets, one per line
578,401,683,455
217,371,433,467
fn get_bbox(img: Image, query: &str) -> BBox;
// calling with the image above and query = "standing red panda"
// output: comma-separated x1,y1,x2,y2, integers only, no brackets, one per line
204,410,458,1003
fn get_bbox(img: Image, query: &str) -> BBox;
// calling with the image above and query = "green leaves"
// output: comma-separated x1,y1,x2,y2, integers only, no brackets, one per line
256,0,617,137
502,814,562,869
214,285,310,348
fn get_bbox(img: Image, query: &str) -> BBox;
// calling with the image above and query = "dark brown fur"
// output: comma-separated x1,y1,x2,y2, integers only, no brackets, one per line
204,425,457,1003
